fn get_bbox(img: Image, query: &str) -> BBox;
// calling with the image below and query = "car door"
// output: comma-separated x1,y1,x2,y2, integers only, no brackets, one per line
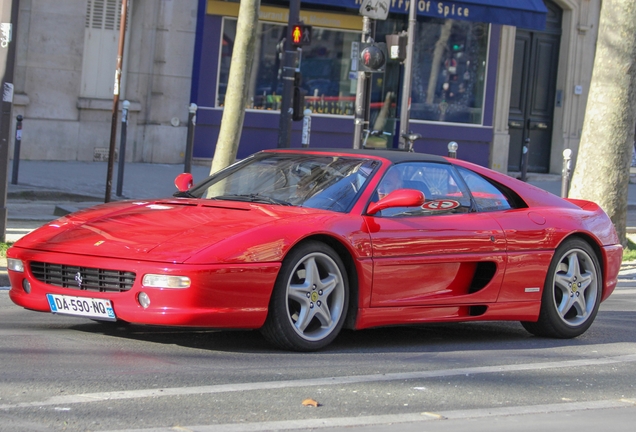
364,162,508,307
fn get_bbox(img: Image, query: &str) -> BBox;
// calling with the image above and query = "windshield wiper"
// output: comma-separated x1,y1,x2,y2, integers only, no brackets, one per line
213,194,293,206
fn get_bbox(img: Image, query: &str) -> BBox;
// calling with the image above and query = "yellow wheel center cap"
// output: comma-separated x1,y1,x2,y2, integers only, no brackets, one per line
311,291,319,302
571,283,578,293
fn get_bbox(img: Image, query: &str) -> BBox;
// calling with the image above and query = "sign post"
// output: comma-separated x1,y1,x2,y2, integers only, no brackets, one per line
277,0,301,148
398,0,417,150
353,1,389,149
0,0,19,242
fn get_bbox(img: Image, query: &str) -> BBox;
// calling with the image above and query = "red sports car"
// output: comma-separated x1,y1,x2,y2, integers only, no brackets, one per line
7,149,623,351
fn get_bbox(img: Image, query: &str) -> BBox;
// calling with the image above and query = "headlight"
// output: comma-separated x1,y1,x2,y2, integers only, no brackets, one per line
7,258,24,273
142,274,191,289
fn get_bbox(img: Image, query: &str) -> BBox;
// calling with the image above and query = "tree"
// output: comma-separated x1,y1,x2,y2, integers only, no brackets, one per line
209,0,261,176
569,0,636,245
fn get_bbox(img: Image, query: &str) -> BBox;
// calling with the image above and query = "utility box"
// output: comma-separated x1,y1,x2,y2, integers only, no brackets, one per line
385,33,407,62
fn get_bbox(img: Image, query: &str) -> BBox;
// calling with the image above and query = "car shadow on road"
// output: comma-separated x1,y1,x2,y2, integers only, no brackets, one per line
70,310,634,354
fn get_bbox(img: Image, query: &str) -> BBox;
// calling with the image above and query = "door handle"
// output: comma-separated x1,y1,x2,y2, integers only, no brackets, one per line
529,121,549,130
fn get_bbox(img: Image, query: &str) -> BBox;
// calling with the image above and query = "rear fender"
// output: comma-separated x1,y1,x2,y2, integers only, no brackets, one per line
564,198,620,246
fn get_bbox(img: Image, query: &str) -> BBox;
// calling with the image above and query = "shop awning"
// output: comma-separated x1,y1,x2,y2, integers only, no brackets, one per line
303,0,547,31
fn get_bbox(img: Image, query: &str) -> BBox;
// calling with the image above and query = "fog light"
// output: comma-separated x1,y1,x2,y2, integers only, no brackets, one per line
142,274,191,289
22,279,31,294
138,292,151,309
7,258,24,273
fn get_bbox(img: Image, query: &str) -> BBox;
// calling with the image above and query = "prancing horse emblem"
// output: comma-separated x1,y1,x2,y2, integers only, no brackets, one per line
75,272,83,288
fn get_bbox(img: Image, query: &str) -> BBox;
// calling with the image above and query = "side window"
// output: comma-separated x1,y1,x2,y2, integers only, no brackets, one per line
372,162,472,217
457,167,512,212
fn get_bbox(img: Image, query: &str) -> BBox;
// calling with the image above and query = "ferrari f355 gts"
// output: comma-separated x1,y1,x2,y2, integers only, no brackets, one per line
8,149,622,351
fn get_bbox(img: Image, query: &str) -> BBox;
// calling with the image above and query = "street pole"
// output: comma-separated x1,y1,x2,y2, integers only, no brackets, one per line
0,0,19,243
105,0,128,203
301,108,311,148
398,0,417,150
352,17,373,149
184,103,197,173
10,114,21,184
116,100,129,197
277,0,300,148
561,148,572,197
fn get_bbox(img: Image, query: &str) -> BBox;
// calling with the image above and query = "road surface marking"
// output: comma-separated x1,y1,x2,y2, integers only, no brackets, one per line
2,353,636,411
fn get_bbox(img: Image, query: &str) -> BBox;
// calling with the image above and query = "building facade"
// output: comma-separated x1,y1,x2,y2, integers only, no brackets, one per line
9,0,601,175
12,0,198,163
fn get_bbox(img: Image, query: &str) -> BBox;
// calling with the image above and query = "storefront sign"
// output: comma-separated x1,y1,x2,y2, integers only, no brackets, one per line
318,0,546,31
207,0,545,31
207,1,362,31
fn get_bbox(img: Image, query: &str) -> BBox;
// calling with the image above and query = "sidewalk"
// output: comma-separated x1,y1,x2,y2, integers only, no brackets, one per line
2,160,636,286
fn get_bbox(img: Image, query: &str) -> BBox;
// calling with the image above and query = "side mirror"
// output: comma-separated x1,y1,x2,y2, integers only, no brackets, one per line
367,189,425,215
174,173,194,192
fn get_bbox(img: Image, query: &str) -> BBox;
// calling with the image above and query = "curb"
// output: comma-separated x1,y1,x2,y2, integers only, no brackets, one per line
54,203,103,216
8,190,102,202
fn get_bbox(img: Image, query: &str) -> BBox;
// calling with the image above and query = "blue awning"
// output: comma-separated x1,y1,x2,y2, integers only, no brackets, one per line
302,0,547,31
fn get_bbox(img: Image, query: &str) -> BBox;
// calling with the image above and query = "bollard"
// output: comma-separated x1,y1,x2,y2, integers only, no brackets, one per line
447,141,458,158
561,148,572,198
11,115,23,185
301,109,312,148
116,100,130,197
184,103,197,173
520,137,530,182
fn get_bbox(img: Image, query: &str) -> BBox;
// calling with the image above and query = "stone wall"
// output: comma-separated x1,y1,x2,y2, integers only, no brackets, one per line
11,0,198,163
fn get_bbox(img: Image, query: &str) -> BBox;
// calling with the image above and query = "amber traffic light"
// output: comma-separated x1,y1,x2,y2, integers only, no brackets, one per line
291,24,312,47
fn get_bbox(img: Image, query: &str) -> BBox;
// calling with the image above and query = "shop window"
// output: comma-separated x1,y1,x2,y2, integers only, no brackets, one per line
219,18,360,116
408,18,489,124
81,0,130,99
218,15,488,125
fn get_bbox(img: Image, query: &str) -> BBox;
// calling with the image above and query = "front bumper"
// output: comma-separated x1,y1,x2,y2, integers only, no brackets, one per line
7,248,280,328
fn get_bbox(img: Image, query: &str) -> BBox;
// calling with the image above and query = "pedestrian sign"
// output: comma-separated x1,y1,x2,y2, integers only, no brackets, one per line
291,24,312,47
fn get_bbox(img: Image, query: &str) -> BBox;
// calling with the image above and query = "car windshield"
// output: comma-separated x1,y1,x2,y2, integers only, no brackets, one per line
187,153,379,212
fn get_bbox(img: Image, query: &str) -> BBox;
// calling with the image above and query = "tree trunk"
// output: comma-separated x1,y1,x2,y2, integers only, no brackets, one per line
569,0,636,245
209,0,261,176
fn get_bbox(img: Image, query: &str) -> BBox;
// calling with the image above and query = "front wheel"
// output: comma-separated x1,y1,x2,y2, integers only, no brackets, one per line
261,241,349,351
521,238,602,338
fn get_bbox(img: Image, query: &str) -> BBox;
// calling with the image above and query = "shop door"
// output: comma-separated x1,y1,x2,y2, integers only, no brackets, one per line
508,2,562,173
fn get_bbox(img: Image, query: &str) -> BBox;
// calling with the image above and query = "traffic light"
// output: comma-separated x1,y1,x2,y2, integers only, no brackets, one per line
359,43,387,72
292,71,307,121
290,23,312,47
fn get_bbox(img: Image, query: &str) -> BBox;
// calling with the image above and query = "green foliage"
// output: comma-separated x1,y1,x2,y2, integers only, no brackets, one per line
0,242,12,258
623,237,636,262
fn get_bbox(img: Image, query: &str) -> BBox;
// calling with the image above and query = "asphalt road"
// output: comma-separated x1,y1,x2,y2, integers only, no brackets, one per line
1,265,636,432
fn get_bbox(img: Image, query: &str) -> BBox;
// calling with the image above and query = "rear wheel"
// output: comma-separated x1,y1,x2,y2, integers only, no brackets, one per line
522,238,602,338
261,241,348,351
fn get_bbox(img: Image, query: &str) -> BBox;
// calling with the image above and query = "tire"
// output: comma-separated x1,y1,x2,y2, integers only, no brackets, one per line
521,238,602,338
261,241,349,351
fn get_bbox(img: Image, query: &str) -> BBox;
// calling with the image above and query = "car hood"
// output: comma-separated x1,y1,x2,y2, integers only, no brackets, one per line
14,199,325,263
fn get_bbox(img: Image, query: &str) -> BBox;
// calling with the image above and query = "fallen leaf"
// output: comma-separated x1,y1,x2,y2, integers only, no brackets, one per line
302,398,320,407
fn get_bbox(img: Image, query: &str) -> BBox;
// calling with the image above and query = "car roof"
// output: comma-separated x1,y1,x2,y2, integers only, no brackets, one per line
264,148,449,164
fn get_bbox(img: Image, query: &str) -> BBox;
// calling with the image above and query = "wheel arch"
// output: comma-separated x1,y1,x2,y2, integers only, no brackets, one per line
288,234,360,330
557,232,605,285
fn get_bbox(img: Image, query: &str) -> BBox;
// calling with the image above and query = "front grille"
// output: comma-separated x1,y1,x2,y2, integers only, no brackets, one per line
30,262,136,293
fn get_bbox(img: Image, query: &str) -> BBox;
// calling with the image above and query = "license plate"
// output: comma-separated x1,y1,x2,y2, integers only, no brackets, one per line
46,294,116,321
